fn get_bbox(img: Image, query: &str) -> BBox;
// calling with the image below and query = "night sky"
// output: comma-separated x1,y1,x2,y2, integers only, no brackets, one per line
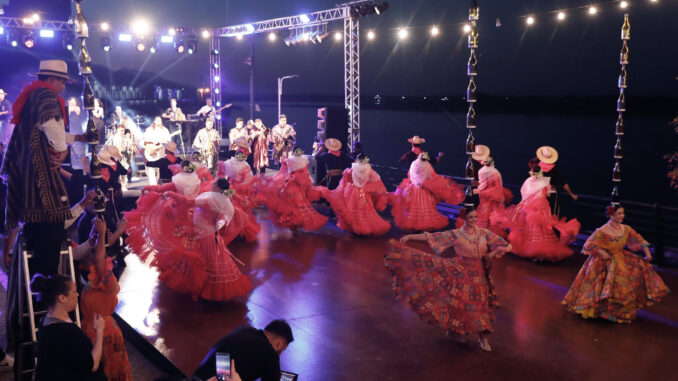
4,0,678,98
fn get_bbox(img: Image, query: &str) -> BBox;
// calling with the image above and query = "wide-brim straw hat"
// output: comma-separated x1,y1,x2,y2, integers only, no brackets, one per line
104,145,123,161
163,141,178,154
471,144,490,162
30,60,76,82
97,150,115,166
324,138,342,152
408,135,426,144
536,146,559,164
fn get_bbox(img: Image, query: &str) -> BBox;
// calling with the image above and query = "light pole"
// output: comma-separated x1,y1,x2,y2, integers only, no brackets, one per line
277,74,299,119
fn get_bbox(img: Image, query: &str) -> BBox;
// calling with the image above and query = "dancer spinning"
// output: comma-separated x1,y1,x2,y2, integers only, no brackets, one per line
266,148,327,231
125,178,252,301
506,160,580,262
471,145,512,238
219,151,261,241
142,160,201,198
562,205,669,323
391,152,464,231
385,207,510,352
325,156,391,236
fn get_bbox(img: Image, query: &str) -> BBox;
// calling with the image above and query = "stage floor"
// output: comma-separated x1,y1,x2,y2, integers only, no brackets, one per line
116,209,678,381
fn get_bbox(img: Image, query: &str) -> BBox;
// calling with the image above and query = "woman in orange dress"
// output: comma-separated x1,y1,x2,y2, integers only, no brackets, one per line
80,218,132,381
385,207,510,351
562,205,669,323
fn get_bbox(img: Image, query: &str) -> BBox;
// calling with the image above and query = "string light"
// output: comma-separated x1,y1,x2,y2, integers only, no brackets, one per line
620,1,629,9
367,30,375,40
334,32,342,41
557,11,566,21
397,28,408,39
526,16,535,26
268,32,276,41
201,30,210,39
100,22,109,31
463,24,471,33
589,6,598,15
430,26,439,36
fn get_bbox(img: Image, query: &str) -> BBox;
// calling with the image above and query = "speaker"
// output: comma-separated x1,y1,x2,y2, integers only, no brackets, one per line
316,107,348,149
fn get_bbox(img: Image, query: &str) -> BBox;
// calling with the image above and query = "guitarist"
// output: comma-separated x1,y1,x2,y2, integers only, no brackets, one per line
196,98,232,121
271,114,296,165
142,116,171,185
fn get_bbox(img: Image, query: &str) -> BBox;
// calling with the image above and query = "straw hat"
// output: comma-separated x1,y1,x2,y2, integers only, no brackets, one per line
324,138,342,151
30,60,76,82
536,146,559,164
163,141,178,154
471,144,490,162
233,136,249,149
104,146,122,161
408,135,426,144
97,150,115,166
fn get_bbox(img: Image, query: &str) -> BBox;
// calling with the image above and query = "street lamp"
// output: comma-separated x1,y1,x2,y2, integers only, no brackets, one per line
277,74,299,119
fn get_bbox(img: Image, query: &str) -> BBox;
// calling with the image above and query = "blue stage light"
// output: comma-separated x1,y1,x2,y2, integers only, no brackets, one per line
39,29,54,38
118,33,132,42
160,35,174,43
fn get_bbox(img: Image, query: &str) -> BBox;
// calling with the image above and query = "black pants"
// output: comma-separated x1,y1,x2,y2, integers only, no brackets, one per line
23,222,66,276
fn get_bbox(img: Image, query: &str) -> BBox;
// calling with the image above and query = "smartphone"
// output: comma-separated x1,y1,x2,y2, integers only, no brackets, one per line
280,371,299,381
215,352,231,381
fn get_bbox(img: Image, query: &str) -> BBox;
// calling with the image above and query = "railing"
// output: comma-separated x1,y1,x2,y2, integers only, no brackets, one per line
371,164,678,266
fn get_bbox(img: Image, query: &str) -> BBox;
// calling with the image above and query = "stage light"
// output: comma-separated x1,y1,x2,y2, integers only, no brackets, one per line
0,27,4,35
236,34,243,41
212,49,219,55
430,26,439,36
213,63,219,69
214,75,220,82
214,88,220,94
32,13,40,21
557,11,566,21
588,6,598,15
302,33,310,42
334,32,342,41
62,34,74,50
650,0,658,3
526,16,535,25
175,39,185,53
201,30,210,39
216,114,222,120
620,1,629,8
24,32,35,48
367,30,375,40
132,19,150,36
135,38,146,52
187,38,197,54
101,36,111,52
398,28,408,39
268,32,277,41
39,29,54,38
149,38,158,53
8,30,19,47
168,28,176,36
463,24,472,33
22,17,35,25
100,22,109,31
375,2,390,15
118,33,132,42
216,101,221,107
300,14,311,23
160,35,174,43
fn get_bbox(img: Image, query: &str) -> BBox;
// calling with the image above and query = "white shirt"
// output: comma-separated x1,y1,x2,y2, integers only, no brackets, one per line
143,125,171,145
39,118,76,152
228,126,249,148
197,105,216,118
193,128,221,151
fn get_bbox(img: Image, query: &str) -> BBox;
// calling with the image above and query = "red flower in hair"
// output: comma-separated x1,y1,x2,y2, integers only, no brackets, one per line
606,206,616,216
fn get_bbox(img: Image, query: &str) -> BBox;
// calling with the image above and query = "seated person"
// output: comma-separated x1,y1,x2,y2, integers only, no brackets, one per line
193,320,294,381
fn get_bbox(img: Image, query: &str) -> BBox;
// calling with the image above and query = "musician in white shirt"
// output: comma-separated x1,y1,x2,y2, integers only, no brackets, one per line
270,114,296,164
228,117,249,151
143,116,171,185
192,117,221,171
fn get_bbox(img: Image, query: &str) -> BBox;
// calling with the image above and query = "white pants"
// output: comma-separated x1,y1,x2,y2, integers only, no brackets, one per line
147,167,159,185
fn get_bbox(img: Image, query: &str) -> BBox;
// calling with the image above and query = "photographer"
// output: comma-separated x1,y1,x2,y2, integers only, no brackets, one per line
193,320,294,381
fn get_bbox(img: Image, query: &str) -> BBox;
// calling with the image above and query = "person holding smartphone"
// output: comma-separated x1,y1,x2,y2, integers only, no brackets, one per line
193,320,294,381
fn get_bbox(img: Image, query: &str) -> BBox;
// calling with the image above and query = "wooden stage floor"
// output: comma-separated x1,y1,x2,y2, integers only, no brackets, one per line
116,208,678,381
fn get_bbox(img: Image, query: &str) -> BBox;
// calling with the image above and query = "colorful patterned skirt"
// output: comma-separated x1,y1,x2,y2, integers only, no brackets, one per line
562,251,670,323
384,240,498,335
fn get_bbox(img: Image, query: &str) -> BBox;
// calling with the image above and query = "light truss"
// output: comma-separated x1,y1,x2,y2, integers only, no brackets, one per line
0,17,73,31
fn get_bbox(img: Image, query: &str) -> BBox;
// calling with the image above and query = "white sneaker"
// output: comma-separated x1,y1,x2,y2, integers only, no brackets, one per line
0,354,14,372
